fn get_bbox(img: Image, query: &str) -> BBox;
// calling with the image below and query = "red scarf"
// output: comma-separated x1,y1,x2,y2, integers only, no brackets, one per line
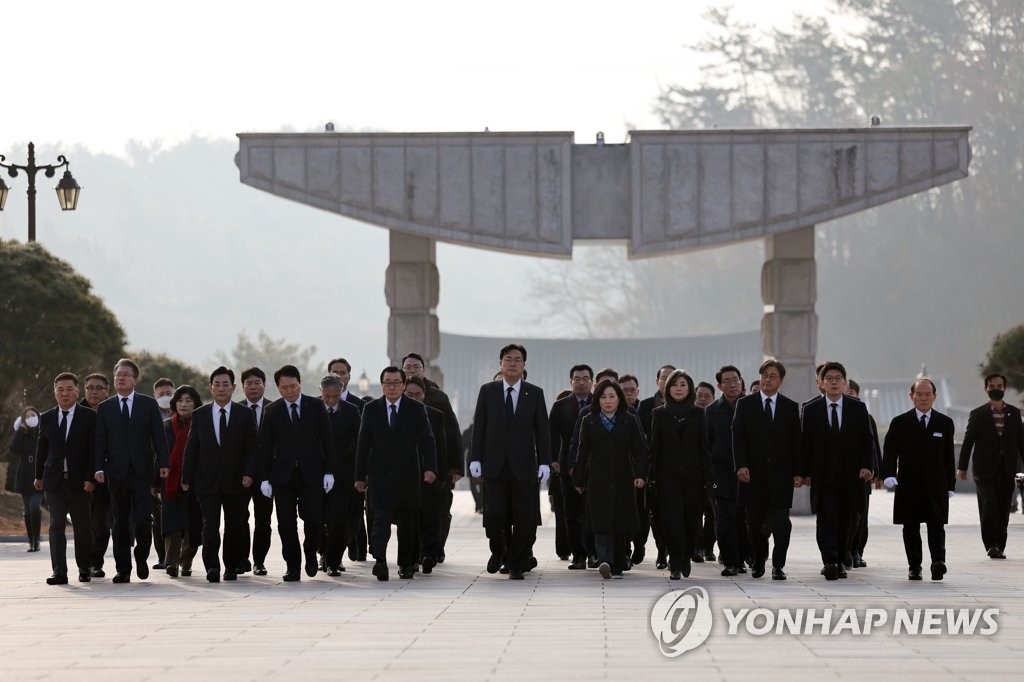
166,413,191,502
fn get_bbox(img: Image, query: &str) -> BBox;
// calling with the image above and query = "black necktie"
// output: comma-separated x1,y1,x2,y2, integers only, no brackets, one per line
506,387,515,423
329,407,336,415
121,397,130,425
250,403,260,427
60,410,69,472
764,397,773,422
389,403,397,428
219,407,227,445
290,402,299,424
920,414,927,430
830,402,840,432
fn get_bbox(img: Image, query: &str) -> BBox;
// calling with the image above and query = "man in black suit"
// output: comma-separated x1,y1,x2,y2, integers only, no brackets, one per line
34,372,96,585
549,364,593,568
258,365,336,581
732,359,802,580
181,367,259,582
882,378,956,580
237,366,273,575
402,376,448,573
846,379,882,568
706,365,746,576
319,372,362,575
94,358,170,583
328,357,370,563
402,353,463,563
469,343,552,580
799,361,875,580
355,367,438,580
80,372,112,578
956,372,1023,559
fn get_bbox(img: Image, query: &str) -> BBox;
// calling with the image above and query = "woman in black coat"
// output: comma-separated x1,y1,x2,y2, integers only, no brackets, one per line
161,386,203,577
7,407,43,552
572,380,648,579
649,370,710,580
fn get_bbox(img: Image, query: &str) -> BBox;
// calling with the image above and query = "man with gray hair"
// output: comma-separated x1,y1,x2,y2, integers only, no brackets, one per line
319,374,361,575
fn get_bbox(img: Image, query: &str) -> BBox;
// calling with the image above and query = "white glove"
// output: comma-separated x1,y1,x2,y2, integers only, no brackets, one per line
469,461,482,478
948,490,955,499
538,464,550,485
260,480,273,498
323,474,335,493
883,477,898,489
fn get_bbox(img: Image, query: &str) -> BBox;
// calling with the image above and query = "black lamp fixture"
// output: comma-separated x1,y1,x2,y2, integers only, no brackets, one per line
0,141,82,242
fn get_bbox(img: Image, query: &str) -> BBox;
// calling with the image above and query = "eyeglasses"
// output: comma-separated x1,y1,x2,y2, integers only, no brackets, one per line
381,380,405,387
823,375,845,383
113,371,136,379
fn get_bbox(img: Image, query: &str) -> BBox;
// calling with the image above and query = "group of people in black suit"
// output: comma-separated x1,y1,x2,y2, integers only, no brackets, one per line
19,346,1023,587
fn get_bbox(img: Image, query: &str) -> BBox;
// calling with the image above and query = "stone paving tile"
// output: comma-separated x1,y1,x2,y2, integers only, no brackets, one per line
1,491,1023,680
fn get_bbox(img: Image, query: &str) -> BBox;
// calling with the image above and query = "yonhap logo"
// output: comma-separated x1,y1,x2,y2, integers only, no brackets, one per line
650,587,713,657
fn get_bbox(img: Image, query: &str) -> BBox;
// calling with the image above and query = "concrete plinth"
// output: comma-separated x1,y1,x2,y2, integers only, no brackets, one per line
761,225,817,402
385,232,444,386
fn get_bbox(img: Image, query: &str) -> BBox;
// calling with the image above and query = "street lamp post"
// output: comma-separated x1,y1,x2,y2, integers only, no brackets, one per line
0,141,82,243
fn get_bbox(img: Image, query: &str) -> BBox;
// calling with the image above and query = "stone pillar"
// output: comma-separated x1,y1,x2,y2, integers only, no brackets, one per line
385,231,444,387
761,225,817,403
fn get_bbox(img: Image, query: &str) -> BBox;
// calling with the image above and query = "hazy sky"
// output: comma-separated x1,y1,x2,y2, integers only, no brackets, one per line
1,0,821,374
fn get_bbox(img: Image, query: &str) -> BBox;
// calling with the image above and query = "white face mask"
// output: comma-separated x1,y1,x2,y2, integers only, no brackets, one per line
156,396,173,410
25,416,39,428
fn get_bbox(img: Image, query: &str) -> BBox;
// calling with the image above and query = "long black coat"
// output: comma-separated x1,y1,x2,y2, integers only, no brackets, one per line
354,397,437,512
572,412,648,534
7,426,41,494
705,396,738,500
799,396,875,514
732,392,801,511
882,409,956,524
649,403,710,501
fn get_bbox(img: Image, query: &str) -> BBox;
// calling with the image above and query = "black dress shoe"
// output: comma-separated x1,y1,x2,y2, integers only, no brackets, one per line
682,557,692,578
823,563,840,581
486,551,504,574
656,558,669,570
838,566,848,579
631,547,645,565
557,554,570,561
181,569,192,577
567,558,586,570
988,546,1006,559
137,562,149,580
508,569,524,580
282,571,300,582
46,575,69,585
399,567,415,579
206,570,221,583
153,562,166,570
90,568,106,578
237,559,252,574
691,553,704,564
704,551,716,562
305,554,318,577
112,573,130,584
930,561,947,581
253,564,267,576
166,565,179,578
587,555,599,569
372,561,389,582
437,553,445,564
772,567,787,580
849,552,861,568
721,566,738,577
669,570,681,580
623,558,632,572
223,571,237,581
736,565,747,574
857,558,867,568
78,572,92,583
751,565,766,579
908,567,923,580
526,556,538,571
421,556,436,574
499,565,510,575
327,568,341,577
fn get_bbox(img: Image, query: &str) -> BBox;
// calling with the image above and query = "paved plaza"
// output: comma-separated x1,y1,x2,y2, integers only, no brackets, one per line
1,490,1022,681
